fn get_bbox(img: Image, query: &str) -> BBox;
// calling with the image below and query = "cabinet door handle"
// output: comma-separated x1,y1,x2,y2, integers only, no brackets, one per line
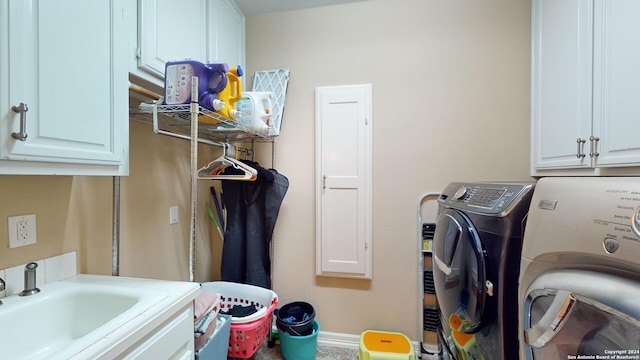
576,138,586,158
11,103,29,141
589,136,600,158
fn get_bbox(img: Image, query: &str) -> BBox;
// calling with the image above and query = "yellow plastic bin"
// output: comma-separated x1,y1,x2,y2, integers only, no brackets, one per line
358,330,415,360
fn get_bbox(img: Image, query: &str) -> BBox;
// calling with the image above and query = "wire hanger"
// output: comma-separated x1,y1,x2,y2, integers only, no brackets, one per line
198,143,258,180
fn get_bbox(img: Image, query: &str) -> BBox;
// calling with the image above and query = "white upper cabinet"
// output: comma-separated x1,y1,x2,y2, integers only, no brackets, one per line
137,0,207,81
0,0,128,175
591,1,640,167
531,0,593,171
531,0,640,175
131,0,245,89
208,0,246,71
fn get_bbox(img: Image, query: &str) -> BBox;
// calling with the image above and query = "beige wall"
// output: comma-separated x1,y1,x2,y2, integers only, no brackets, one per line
0,0,533,344
245,0,533,339
0,175,111,272
113,120,221,281
0,121,221,281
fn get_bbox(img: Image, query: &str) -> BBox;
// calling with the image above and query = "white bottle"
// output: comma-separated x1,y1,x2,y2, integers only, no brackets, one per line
236,92,275,134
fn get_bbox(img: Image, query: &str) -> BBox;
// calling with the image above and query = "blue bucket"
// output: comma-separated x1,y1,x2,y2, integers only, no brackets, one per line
278,320,320,360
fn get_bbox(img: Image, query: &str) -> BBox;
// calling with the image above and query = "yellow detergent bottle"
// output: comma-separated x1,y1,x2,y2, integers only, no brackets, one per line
215,65,243,121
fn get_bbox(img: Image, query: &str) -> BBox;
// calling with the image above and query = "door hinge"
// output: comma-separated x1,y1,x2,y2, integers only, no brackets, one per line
365,117,368,125
135,47,141,59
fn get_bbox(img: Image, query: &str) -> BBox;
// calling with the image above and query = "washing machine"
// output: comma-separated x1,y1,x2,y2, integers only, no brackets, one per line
432,181,535,360
519,177,640,360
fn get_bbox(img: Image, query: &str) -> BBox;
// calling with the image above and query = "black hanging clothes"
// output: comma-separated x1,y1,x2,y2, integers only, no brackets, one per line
220,163,288,289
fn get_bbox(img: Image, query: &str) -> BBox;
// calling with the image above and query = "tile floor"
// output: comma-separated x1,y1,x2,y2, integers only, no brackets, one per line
252,341,358,359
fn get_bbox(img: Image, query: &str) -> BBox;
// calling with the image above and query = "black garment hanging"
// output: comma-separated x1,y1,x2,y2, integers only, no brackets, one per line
220,162,288,289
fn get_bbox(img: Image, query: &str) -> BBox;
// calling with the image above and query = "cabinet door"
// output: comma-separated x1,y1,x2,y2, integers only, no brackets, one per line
531,0,593,170
208,0,245,71
138,0,208,78
0,0,128,174
315,85,372,279
592,0,640,167
121,306,194,359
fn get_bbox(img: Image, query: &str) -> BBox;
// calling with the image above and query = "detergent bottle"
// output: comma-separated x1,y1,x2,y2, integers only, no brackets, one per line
215,65,243,120
164,60,229,111
236,91,275,135
197,63,229,112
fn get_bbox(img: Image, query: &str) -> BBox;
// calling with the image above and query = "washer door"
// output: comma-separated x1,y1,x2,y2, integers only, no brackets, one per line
523,270,640,360
433,208,488,334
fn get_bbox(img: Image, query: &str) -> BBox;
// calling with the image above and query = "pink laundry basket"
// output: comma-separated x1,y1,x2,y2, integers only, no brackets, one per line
201,281,278,359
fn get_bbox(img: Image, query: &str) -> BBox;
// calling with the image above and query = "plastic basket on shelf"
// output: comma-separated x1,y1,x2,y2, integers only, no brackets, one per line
201,281,278,359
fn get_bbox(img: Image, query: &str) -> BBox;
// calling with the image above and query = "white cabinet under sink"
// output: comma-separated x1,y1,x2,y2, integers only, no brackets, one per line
531,0,640,176
120,306,194,360
0,0,129,175
130,0,245,89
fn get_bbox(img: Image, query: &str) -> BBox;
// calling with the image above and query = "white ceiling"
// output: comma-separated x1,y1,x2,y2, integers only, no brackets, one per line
235,0,366,16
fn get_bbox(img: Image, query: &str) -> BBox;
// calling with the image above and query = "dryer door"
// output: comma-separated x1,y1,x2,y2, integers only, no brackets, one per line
523,270,640,360
433,208,488,335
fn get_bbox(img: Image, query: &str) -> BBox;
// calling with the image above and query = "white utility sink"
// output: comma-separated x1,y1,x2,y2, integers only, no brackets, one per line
0,274,200,360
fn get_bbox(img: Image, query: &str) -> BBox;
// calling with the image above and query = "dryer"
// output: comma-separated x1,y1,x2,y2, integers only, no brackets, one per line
519,177,640,360
433,181,535,360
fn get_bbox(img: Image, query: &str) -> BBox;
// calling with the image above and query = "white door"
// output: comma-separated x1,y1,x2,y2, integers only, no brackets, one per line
315,84,372,279
1,0,127,168
592,0,640,167
531,0,593,170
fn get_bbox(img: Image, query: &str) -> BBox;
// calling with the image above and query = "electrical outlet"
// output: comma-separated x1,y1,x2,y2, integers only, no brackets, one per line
8,214,37,248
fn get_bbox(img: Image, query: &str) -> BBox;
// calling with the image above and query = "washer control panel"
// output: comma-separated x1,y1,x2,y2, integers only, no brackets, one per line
439,182,535,216
632,205,640,238
523,177,640,267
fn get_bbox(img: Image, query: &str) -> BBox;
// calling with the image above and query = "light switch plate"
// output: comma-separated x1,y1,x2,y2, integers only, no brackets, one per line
169,206,178,225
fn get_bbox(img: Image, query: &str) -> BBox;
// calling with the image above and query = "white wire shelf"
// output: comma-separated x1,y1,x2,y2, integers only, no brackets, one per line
130,103,274,144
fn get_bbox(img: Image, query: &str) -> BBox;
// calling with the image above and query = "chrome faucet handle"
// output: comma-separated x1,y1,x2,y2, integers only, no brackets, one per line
0,276,5,305
19,262,40,297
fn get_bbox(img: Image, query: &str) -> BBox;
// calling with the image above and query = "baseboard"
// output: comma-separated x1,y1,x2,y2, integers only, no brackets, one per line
316,331,360,349
269,325,362,350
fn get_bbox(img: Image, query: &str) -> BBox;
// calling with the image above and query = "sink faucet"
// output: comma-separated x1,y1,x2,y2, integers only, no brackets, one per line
19,262,40,296
0,276,5,305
